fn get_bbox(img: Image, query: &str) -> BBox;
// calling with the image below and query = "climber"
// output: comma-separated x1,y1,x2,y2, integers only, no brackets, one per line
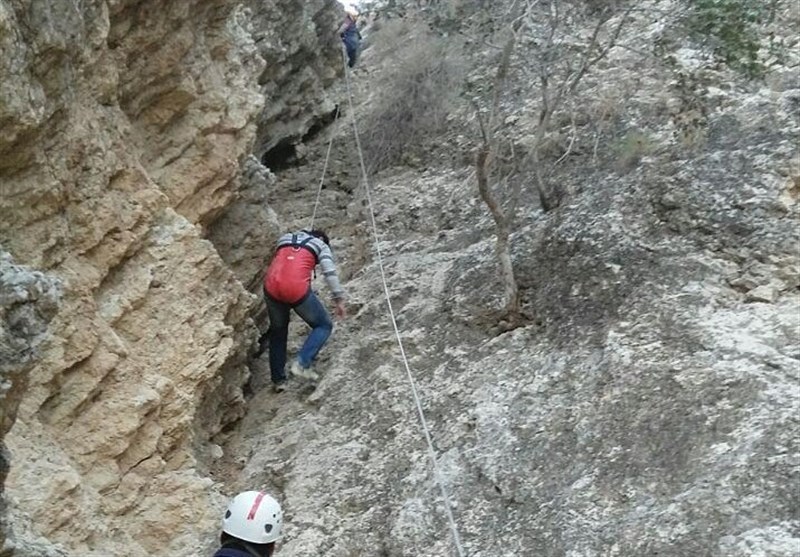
213,491,283,557
258,229,347,392
338,6,361,68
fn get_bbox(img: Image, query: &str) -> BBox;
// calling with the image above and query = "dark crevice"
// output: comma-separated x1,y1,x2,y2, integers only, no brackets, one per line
301,106,340,143
261,140,297,172
260,107,340,172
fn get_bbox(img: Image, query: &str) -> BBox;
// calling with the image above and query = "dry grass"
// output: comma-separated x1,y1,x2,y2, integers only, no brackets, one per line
612,129,656,171
360,20,466,172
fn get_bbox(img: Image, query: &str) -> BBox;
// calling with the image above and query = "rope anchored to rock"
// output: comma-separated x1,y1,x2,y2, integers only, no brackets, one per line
309,104,340,230
340,45,467,557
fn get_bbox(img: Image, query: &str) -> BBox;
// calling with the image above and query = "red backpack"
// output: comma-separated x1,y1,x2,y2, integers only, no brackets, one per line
263,235,318,304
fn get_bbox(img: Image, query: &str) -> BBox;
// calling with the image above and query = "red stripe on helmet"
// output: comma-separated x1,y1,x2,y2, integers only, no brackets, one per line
246,492,266,520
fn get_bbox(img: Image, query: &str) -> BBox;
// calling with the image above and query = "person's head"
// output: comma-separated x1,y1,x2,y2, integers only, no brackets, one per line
345,7,359,20
308,229,330,247
221,491,283,557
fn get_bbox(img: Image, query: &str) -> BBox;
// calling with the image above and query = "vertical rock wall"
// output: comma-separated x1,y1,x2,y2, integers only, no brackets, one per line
0,0,341,555
0,254,61,557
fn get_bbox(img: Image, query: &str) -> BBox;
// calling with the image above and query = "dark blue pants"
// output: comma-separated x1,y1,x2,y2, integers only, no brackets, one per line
343,35,359,67
265,291,332,383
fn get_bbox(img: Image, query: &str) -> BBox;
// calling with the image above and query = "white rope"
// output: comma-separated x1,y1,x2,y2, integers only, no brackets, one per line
309,105,341,230
341,47,467,557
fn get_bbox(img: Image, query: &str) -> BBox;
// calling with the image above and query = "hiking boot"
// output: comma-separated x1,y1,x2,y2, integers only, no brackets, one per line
290,360,319,381
272,380,287,393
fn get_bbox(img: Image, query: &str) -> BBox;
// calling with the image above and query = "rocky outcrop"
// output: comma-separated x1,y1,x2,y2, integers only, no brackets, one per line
215,3,800,556
206,155,282,290
0,253,61,557
2,0,797,555
250,0,342,161
0,0,342,555
207,0,344,289
223,128,800,557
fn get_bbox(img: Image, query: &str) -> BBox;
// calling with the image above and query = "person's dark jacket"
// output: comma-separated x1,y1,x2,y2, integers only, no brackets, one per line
213,541,273,557
213,548,253,557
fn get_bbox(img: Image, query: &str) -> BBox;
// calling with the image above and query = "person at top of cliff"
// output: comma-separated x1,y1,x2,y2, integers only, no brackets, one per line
257,229,346,393
338,6,361,68
213,491,283,557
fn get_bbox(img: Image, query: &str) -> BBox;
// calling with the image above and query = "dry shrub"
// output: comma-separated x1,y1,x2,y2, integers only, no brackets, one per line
612,129,655,172
361,20,465,172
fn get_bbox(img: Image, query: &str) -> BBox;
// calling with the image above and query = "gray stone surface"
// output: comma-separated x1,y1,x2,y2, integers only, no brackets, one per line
1,0,798,555
215,3,800,556
0,252,61,556
206,155,282,291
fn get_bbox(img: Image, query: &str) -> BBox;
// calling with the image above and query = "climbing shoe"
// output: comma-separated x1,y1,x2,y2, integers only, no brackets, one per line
272,380,287,393
290,360,319,381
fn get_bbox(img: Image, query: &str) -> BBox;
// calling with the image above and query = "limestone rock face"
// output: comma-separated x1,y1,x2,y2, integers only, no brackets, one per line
2,0,798,555
216,3,800,556
249,1,342,161
0,253,61,557
0,0,340,555
207,155,282,289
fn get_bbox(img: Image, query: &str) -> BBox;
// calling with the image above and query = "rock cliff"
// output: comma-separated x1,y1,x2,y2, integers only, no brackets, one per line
0,253,61,557
0,0,798,556
0,0,341,555
218,2,800,556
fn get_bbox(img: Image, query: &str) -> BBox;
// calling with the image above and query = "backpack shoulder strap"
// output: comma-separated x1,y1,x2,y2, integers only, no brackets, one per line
285,233,320,263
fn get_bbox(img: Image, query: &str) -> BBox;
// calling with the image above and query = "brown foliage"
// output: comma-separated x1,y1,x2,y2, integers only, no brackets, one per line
360,20,465,172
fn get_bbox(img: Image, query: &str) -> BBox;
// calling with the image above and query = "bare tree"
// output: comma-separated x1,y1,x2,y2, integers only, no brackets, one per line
474,32,522,323
520,0,635,210
470,0,634,324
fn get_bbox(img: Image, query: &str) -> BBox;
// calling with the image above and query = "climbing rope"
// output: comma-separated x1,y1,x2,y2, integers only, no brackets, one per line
309,105,341,230
340,48,467,557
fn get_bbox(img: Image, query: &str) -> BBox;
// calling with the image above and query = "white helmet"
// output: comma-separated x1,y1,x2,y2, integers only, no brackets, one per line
345,6,359,19
222,491,283,544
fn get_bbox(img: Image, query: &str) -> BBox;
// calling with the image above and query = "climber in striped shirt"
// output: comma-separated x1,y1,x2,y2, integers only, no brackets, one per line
258,229,347,392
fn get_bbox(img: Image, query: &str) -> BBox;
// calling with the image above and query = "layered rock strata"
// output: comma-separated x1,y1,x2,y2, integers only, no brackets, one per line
0,0,341,554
